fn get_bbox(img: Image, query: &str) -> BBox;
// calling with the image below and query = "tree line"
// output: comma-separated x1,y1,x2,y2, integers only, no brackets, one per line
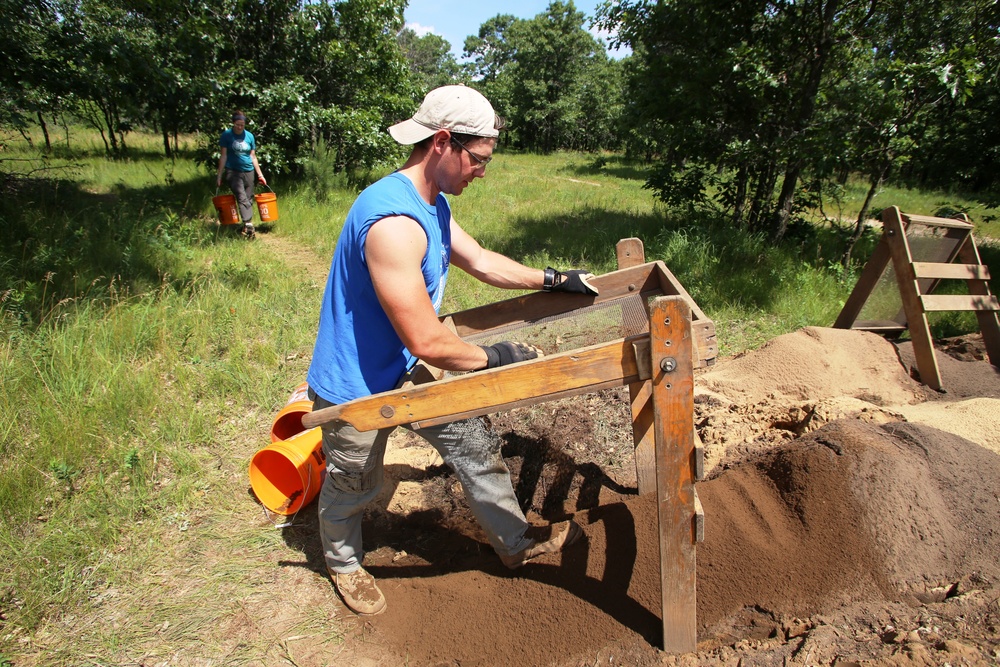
598,0,1000,252
3,0,998,247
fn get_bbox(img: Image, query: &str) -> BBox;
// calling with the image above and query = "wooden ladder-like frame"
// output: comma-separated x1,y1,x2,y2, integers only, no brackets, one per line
834,206,1000,391
303,238,712,653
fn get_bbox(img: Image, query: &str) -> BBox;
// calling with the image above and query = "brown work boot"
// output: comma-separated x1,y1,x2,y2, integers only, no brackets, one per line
330,566,386,615
500,519,583,569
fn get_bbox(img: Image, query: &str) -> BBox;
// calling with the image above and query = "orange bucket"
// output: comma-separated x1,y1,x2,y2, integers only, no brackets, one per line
270,382,313,442
249,428,325,515
212,193,240,225
254,185,279,222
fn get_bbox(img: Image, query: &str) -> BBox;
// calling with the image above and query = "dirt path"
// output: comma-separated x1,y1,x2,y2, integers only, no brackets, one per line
256,229,332,279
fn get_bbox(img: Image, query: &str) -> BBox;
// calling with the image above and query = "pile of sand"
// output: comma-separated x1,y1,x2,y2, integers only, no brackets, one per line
697,327,924,406
340,327,1000,666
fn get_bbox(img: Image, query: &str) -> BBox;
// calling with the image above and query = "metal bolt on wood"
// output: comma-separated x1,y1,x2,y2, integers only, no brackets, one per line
660,357,677,373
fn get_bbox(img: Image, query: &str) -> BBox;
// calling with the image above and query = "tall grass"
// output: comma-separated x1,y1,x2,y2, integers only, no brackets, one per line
1,126,998,661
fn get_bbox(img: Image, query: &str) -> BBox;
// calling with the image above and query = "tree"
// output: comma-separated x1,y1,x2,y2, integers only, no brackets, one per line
465,2,622,153
599,0,991,243
0,0,65,151
397,28,462,91
53,0,166,156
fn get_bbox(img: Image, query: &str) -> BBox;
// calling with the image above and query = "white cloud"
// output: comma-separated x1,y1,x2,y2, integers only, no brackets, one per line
405,21,439,37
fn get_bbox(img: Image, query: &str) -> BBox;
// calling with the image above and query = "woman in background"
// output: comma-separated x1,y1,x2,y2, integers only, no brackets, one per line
217,111,266,239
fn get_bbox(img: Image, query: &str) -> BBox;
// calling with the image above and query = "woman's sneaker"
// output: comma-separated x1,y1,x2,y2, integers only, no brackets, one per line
243,222,256,239
330,565,386,615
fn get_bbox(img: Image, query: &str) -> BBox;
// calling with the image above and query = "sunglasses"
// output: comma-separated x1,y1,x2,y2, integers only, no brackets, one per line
450,136,492,168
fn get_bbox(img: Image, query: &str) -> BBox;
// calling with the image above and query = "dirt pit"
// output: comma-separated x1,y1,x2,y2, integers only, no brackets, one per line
291,328,1000,666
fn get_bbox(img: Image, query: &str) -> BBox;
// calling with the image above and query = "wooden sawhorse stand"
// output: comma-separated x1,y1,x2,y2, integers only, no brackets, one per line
304,239,716,653
834,206,1000,391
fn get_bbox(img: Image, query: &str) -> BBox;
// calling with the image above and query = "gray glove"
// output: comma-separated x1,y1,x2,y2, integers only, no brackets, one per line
480,341,540,369
543,268,598,295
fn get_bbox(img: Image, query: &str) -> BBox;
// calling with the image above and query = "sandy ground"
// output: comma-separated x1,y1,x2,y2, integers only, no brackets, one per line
11,238,1000,666
283,326,1000,667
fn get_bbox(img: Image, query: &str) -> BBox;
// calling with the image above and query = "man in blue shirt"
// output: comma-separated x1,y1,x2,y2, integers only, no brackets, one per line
307,86,598,616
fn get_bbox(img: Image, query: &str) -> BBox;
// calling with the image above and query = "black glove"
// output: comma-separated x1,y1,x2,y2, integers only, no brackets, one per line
479,341,540,369
543,267,599,295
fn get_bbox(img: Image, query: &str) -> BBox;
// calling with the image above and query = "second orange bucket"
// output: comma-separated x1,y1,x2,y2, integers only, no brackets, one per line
254,185,279,222
270,382,313,442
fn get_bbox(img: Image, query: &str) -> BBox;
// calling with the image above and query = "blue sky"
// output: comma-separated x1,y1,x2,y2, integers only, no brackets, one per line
403,0,629,61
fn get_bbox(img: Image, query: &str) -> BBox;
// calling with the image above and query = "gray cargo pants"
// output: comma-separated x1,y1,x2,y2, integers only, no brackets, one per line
311,388,533,574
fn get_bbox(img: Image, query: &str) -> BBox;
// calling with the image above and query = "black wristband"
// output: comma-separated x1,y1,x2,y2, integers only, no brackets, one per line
480,345,501,369
478,341,538,369
542,267,557,291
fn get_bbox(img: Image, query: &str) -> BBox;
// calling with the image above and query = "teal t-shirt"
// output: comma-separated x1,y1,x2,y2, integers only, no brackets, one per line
307,172,452,405
219,129,255,171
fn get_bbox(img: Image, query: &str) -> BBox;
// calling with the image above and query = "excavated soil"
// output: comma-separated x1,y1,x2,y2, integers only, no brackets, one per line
291,328,1000,666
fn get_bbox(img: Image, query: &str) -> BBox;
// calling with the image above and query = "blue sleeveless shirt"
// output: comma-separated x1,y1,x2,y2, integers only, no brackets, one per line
307,172,452,405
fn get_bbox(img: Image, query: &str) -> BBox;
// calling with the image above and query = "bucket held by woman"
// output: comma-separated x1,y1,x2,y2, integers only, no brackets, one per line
212,192,240,225
254,184,279,222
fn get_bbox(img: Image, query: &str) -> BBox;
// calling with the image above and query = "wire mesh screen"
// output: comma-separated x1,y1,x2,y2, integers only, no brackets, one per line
462,293,652,356
857,224,965,323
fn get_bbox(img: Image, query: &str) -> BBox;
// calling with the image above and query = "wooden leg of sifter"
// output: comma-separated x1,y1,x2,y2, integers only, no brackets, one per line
649,296,697,653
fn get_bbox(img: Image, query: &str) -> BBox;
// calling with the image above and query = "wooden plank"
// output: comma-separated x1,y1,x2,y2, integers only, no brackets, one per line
912,262,991,280
627,338,656,493
629,379,656,494
446,263,662,338
651,261,718,367
883,207,944,391
903,213,974,229
851,319,908,333
301,335,647,432
410,339,652,429
411,378,627,429
692,488,705,543
920,294,1000,312
957,238,1000,367
617,238,646,269
649,296,697,654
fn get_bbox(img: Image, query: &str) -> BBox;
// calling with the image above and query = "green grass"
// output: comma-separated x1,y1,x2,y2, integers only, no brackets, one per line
1,124,998,661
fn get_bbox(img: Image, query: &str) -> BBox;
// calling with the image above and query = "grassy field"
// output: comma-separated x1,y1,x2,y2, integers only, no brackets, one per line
1,126,998,663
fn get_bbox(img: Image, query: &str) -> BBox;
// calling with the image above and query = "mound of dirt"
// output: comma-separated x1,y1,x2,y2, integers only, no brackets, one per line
697,327,924,406
896,334,1000,399
322,328,1000,666
354,419,1000,667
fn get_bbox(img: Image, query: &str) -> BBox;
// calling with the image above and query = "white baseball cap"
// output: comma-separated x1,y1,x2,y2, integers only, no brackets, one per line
389,85,500,145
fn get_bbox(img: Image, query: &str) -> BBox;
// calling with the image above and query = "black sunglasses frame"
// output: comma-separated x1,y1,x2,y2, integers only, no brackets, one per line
450,136,492,168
